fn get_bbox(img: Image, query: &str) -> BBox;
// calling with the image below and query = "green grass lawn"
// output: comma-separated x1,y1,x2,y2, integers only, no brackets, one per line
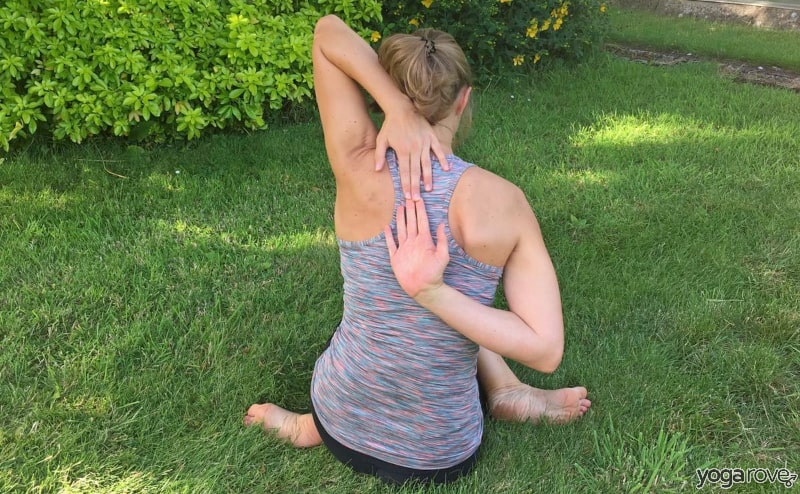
2,13,799,494
607,6,800,72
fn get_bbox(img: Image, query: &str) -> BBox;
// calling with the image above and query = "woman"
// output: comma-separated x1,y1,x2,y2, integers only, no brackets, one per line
245,15,591,484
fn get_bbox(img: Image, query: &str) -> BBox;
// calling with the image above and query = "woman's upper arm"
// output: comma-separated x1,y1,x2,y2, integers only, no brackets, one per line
312,16,377,173
502,191,565,368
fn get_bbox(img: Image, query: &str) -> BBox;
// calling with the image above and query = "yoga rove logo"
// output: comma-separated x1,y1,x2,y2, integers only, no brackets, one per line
696,467,797,489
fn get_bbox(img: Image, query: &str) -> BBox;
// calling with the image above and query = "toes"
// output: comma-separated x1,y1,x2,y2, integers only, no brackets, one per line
576,398,592,416
244,403,270,427
242,412,262,427
573,387,588,399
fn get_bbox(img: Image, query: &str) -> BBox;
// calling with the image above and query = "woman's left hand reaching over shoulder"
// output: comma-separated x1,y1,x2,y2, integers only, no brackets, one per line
384,198,450,299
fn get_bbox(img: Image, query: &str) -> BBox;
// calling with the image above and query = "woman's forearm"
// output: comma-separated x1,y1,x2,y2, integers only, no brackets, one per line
415,284,564,373
314,15,414,116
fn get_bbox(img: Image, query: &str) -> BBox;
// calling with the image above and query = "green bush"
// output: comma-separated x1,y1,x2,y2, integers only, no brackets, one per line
0,0,381,150
0,0,608,150
378,0,609,82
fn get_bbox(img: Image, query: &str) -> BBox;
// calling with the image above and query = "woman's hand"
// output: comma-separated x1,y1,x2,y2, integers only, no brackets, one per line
375,110,450,200
384,198,450,299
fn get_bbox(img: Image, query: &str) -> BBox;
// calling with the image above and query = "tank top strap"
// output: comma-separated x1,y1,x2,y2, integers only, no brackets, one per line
385,150,471,230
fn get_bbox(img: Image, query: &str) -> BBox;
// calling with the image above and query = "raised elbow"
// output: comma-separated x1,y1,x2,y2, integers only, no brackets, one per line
314,14,341,41
536,349,563,374
529,338,563,374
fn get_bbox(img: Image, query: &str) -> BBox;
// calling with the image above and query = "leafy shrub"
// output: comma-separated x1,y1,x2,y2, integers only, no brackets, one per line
378,0,609,83
0,0,381,150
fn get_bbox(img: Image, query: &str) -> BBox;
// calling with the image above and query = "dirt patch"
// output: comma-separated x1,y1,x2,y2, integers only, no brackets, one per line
605,43,800,92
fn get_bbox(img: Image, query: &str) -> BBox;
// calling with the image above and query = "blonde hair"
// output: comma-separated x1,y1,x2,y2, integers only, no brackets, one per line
378,29,473,137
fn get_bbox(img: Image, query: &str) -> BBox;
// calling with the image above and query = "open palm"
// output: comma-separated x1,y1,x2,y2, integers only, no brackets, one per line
384,198,450,299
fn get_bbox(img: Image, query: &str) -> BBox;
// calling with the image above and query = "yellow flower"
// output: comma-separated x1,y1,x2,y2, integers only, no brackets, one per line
533,53,541,64
370,31,381,42
421,0,433,8
600,2,606,12
526,18,538,38
499,0,512,3
541,18,551,31
409,18,420,27
513,55,524,66
553,18,563,30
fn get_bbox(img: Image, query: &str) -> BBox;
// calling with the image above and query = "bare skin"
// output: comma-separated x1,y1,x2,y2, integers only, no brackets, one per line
478,347,592,424
243,404,322,448
489,385,591,424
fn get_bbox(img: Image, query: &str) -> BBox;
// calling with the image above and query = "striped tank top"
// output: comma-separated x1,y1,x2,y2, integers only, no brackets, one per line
310,151,504,470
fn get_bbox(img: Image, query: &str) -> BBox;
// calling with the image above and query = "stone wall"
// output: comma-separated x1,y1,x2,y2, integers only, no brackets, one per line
613,0,800,30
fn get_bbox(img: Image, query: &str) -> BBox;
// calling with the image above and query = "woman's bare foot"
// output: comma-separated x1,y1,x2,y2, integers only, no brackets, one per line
488,384,591,424
243,403,322,448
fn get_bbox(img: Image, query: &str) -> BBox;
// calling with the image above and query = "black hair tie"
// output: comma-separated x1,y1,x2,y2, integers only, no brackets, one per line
421,36,436,57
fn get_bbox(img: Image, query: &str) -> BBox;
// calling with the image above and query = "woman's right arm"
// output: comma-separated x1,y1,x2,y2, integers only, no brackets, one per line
313,15,447,197
385,188,565,373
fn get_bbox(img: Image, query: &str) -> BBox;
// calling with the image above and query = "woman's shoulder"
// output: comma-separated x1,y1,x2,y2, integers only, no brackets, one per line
451,157,521,198
449,160,529,267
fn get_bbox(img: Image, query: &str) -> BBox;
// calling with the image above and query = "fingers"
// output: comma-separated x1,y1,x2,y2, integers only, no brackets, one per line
413,197,430,235
430,138,450,172
421,145,433,192
397,155,412,200
375,135,388,171
404,199,418,237
395,204,407,242
393,200,429,247
384,225,397,257
409,154,421,200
